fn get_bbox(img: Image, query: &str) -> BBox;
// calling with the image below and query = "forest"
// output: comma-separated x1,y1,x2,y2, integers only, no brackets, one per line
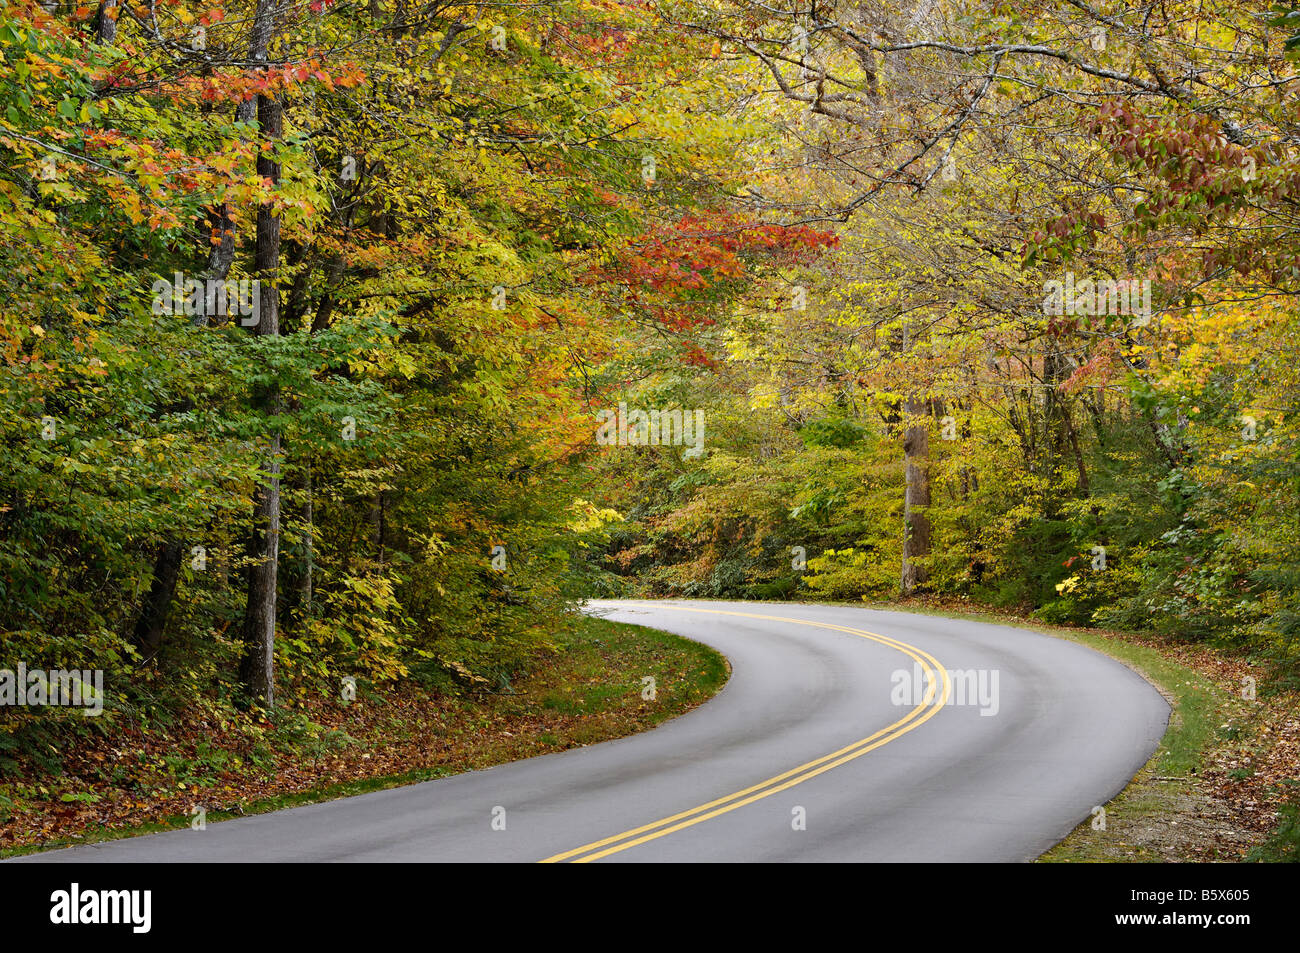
1,0,1298,859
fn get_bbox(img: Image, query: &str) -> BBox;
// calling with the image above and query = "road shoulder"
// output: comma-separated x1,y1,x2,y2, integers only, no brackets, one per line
0,614,729,857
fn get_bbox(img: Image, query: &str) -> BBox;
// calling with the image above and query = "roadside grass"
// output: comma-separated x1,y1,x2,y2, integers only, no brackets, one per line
0,615,728,857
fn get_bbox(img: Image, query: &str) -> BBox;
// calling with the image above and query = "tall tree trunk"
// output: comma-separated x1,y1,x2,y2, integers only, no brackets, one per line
300,462,313,616
900,392,932,595
239,88,284,707
94,0,117,44
132,541,183,662
240,434,280,705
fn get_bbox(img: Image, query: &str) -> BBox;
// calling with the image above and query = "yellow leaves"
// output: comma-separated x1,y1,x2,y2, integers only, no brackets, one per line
119,192,146,226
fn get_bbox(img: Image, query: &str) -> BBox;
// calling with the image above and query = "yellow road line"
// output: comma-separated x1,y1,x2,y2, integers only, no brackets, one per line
539,605,950,863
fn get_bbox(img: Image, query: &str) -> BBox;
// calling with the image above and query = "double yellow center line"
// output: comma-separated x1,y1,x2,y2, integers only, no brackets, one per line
540,605,950,863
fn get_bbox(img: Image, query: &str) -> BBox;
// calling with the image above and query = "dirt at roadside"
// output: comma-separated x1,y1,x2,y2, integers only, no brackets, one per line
1059,632,1297,861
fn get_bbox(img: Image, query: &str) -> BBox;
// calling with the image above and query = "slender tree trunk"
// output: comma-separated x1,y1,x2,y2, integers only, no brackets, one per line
240,433,280,704
899,320,932,595
302,463,313,613
1064,408,1090,494
239,89,284,706
900,392,932,595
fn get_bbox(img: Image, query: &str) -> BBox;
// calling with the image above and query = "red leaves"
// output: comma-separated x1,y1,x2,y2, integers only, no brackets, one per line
1092,99,1264,210
679,343,715,368
590,212,836,338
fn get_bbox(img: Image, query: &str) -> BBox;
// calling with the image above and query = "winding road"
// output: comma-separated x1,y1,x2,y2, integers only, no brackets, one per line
11,600,1170,862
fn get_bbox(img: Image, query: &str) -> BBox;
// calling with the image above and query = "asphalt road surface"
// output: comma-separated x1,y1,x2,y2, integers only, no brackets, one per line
11,600,1169,862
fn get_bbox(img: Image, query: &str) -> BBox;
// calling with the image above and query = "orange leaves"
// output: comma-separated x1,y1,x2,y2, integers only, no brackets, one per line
596,212,836,304
136,54,365,108
585,211,836,368
1061,338,1120,394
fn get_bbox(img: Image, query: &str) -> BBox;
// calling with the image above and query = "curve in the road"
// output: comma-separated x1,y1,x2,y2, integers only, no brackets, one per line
541,605,952,862
9,600,1170,863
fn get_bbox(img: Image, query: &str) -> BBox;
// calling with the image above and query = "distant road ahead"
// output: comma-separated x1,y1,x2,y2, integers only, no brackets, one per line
13,601,1168,862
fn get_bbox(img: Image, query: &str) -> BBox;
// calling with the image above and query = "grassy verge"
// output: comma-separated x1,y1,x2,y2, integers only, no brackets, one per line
0,614,728,857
